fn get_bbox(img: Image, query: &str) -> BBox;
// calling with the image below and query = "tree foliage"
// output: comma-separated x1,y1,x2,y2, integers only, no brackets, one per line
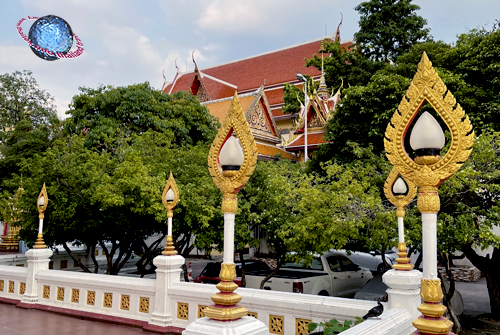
64,83,218,149
1,83,221,275
354,0,430,61
0,70,58,142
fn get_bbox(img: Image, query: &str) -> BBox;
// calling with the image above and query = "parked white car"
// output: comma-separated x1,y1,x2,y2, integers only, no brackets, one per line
331,249,398,273
245,251,373,297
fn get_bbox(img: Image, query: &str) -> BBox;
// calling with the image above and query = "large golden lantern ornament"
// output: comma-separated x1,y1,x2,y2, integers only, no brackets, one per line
162,172,179,256
384,52,474,335
384,167,417,270
203,92,257,321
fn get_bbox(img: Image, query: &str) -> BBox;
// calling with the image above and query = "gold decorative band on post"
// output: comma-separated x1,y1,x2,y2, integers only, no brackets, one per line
221,193,238,214
167,210,173,218
420,278,443,302
417,186,440,213
39,213,45,219
162,235,177,256
412,278,452,334
396,207,405,218
203,263,248,320
33,233,46,249
392,242,414,270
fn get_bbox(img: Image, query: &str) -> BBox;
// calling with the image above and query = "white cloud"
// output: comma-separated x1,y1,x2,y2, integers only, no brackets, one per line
198,1,264,33
203,43,219,52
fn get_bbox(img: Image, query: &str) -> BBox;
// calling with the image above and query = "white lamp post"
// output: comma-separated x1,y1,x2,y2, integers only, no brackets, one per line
384,53,474,335
384,169,416,271
162,172,179,256
183,94,272,334
218,136,244,265
34,183,48,249
393,177,408,244
296,71,308,162
409,112,445,281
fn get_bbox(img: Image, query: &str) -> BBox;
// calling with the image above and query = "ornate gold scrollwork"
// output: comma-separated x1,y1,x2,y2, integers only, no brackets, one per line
207,92,258,214
37,183,48,219
162,172,179,217
384,166,417,218
384,53,474,335
162,172,179,256
34,183,48,249
204,92,257,321
384,168,416,270
384,52,474,193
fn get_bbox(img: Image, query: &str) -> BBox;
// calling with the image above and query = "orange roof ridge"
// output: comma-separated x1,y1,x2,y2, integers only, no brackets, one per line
199,71,237,89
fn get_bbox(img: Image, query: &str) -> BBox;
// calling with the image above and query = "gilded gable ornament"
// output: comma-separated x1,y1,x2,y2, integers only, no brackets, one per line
248,102,271,132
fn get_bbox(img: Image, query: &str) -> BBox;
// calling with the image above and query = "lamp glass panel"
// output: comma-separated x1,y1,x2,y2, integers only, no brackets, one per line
219,136,244,166
165,188,175,201
393,177,408,194
409,111,445,151
38,195,45,206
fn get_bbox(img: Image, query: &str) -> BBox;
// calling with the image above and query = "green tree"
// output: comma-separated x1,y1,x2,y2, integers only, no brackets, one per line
0,120,56,188
354,0,430,61
436,131,500,319
0,70,58,142
65,83,218,149
3,83,221,275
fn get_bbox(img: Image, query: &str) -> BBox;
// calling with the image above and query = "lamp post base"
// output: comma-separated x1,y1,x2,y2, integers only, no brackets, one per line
182,316,267,335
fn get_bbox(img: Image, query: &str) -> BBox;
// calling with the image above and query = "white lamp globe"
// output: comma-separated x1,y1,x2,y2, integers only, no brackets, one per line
393,177,408,195
409,111,445,155
165,188,175,202
219,136,244,170
38,195,45,207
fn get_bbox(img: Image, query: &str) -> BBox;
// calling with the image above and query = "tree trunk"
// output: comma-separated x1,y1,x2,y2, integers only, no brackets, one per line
239,251,246,287
438,251,461,334
463,245,500,320
414,250,423,270
135,235,164,277
90,245,99,273
260,254,285,289
62,242,92,273
380,249,391,271
181,263,189,282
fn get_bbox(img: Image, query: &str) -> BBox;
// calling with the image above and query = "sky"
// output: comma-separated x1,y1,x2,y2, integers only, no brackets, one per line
1,0,499,120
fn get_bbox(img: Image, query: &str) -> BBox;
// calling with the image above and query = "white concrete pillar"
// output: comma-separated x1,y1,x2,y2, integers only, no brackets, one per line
223,213,235,264
382,269,422,321
147,254,185,329
422,213,438,279
398,217,404,243
19,248,53,305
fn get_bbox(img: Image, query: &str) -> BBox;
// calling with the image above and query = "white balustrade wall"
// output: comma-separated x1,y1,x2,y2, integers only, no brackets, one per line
0,265,28,301
0,253,415,335
35,270,156,322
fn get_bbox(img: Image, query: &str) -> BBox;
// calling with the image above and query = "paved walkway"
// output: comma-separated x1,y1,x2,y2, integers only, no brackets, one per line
0,303,145,335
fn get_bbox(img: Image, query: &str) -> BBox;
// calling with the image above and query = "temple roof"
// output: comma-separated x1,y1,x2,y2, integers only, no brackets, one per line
164,36,353,108
285,132,328,151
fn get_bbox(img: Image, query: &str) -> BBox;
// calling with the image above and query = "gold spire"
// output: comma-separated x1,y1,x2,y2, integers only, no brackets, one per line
317,40,330,99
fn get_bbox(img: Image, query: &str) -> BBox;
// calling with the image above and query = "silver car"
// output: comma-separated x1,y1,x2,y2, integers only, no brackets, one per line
330,249,398,273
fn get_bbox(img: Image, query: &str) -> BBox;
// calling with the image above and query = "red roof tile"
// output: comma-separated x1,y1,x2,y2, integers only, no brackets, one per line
265,88,285,106
164,38,353,103
201,75,236,100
